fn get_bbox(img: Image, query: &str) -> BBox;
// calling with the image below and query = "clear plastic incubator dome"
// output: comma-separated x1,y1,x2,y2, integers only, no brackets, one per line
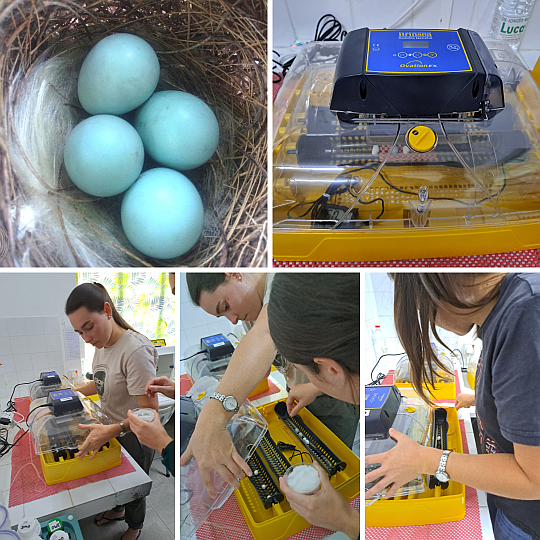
29,371,72,401
394,353,455,385
28,389,111,460
273,28,540,261
366,397,432,499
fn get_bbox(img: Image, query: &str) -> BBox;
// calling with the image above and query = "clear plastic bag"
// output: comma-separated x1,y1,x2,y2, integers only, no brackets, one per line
181,376,267,538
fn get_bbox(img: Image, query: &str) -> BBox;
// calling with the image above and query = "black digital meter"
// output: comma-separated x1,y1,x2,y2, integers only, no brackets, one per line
40,371,61,387
330,28,504,121
200,334,234,361
47,388,84,416
365,385,401,439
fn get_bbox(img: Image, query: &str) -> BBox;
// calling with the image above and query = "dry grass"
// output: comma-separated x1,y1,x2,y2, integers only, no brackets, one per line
0,0,267,267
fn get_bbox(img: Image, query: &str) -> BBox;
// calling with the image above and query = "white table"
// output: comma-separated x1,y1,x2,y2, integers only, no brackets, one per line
1,425,152,527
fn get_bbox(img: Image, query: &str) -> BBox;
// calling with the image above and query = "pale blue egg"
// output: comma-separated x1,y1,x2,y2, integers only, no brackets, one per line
64,115,144,197
78,33,160,115
134,90,219,170
121,168,204,259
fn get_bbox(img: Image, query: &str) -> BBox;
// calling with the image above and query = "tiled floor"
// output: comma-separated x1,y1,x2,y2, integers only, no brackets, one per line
79,415,175,540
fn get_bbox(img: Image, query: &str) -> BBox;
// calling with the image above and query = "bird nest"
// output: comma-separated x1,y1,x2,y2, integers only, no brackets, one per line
0,0,267,267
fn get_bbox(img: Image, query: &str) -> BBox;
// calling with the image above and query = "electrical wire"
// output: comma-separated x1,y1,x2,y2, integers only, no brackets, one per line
337,163,507,211
180,351,206,362
368,353,406,386
3,379,40,413
0,426,29,458
286,176,384,224
273,14,347,84
314,14,347,41
25,404,51,426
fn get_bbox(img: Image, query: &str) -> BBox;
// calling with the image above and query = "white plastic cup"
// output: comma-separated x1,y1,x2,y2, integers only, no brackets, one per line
50,532,69,540
0,506,9,531
285,463,321,495
17,518,41,539
131,408,156,422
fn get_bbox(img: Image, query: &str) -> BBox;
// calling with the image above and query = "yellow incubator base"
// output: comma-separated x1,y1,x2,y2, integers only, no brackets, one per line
234,400,360,540
366,406,465,527
273,35,540,262
40,437,122,485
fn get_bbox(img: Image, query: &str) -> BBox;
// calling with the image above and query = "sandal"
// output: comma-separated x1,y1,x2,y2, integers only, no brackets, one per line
94,511,125,526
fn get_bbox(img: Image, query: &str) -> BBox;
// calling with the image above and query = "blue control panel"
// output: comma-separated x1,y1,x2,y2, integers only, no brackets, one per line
365,386,393,409
366,29,472,74
202,334,228,347
50,389,77,401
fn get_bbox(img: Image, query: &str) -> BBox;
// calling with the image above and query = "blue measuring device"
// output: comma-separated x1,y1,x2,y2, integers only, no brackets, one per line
330,28,504,121
47,388,83,416
365,385,401,439
200,333,234,361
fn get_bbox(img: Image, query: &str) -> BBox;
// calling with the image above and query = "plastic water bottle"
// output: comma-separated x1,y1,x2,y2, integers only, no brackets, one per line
489,0,537,51
372,325,388,358
0,364,9,412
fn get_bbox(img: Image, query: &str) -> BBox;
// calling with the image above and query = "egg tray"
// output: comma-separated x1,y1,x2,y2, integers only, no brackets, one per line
233,400,360,540
366,406,465,527
274,401,346,476
247,448,284,510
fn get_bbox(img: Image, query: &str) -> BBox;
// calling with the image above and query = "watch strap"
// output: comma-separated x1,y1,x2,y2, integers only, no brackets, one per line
436,449,452,479
118,421,127,437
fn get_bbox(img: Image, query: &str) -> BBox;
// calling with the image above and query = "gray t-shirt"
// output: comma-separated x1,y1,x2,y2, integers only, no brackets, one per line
93,329,158,423
242,273,309,388
476,273,540,539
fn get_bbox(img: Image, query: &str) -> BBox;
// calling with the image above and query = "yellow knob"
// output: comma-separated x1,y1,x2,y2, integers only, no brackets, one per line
406,126,437,153
404,406,416,413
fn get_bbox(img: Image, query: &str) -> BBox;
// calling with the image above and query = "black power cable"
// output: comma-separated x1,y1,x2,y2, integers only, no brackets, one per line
273,14,347,84
3,379,40,413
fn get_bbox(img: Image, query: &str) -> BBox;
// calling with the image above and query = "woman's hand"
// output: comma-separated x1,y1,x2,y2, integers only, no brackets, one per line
179,401,252,498
76,423,118,460
365,428,437,500
145,376,175,399
279,461,359,540
127,409,172,453
455,393,475,410
287,383,321,417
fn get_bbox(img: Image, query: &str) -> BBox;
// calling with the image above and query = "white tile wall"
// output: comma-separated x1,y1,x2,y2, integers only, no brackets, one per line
178,274,240,372
274,0,540,68
0,316,74,401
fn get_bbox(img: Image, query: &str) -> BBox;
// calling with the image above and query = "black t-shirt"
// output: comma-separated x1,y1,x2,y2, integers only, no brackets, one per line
476,273,540,539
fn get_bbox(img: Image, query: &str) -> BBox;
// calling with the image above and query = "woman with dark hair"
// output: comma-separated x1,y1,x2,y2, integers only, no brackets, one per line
268,273,360,540
180,272,360,499
365,273,540,540
65,282,158,540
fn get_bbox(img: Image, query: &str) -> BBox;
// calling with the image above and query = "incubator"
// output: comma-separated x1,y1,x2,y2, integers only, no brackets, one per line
273,28,540,261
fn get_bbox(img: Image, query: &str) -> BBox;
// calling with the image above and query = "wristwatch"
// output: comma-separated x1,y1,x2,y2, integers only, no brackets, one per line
118,421,127,437
435,449,452,482
210,392,239,413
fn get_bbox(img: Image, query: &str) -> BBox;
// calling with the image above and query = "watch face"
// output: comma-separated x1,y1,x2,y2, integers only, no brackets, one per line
435,471,449,482
223,396,238,411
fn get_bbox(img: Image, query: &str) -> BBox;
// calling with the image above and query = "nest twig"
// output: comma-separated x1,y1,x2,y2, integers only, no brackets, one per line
0,0,267,267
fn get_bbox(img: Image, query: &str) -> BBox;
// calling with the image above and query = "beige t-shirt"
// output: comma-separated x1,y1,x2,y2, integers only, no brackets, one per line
92,329,158,423
242,273,309,388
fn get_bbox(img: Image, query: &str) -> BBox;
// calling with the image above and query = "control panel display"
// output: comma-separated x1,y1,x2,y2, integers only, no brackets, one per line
366,29,472,74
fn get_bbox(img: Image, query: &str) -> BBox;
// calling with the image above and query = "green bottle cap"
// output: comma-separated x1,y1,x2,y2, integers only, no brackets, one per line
47,518,63,534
